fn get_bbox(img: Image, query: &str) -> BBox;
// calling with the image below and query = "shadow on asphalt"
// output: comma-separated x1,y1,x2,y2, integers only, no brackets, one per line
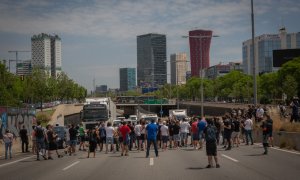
245,154,264,156
132,156,147,159
186,167,205,170
181,149,198,151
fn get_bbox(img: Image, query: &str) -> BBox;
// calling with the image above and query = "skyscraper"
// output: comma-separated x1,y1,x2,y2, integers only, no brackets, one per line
137,33,167,87
31,33,62,77
119,68,136,92
189,29,213,77
242,27,300,74
170,53,188,85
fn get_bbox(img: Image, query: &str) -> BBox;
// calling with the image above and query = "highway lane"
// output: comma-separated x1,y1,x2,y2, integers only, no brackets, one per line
0,144,299,180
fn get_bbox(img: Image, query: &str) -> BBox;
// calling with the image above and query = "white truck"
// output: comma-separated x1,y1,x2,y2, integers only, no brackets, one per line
138,113,158,123
80,97,116,129
169,109,188,121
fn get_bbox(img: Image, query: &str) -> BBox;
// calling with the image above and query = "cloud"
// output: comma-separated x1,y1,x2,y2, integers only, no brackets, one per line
0,0,284,40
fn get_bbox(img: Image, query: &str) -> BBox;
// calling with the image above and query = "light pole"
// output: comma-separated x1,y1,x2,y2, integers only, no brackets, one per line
251,0,257,106
182,35,219,117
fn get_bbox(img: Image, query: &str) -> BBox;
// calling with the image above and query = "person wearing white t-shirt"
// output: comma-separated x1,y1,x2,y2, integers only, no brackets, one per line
105,122,115,153
180,119,191,147
160,121,169,151
244,116,254,145
134,121,142,151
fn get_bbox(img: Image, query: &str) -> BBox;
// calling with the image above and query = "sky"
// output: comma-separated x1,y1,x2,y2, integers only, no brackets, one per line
0,0,299,91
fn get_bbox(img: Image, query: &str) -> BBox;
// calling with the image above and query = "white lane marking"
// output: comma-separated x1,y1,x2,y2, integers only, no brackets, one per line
254,143,300,155
0,156,35,168
63,161,80,171
150,158,154,166
221,154,239,162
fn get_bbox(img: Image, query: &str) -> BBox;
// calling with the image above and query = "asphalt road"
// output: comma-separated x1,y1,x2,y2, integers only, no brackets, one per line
0,143,299,180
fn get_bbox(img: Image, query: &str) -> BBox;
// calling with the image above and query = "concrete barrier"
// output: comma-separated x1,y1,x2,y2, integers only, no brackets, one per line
49,104,83,126
253,130,300,151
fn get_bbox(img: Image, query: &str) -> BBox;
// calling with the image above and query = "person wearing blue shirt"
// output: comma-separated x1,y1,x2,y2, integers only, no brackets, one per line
146,119,158,158
197,117,207,149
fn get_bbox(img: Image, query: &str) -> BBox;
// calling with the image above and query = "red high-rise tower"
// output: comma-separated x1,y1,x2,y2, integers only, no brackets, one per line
189,29,212,77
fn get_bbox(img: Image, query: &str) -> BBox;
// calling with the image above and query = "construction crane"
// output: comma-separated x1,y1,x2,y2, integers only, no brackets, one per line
8,50,31,73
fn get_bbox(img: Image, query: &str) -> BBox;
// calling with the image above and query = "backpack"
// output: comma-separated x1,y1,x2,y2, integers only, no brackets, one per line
205,125,216,143
35,126,44,139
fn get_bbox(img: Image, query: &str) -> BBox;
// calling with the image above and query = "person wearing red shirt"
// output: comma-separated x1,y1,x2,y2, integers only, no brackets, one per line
119,121,131,156
191,118,199,149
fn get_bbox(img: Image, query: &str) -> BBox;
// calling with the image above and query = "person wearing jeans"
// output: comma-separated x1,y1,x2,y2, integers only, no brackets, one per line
3,129,14,159
146,119,158,158
244,116,254,145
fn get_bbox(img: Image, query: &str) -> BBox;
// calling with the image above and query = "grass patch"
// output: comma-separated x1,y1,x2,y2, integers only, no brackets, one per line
268,106,300,133
36,109,55,126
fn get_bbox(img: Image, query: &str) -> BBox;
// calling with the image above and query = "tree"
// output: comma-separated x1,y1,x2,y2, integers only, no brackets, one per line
282,75,298,100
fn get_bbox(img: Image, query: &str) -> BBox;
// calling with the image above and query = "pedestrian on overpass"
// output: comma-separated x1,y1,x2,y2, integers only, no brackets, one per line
204,119,220,168
145,119,158,158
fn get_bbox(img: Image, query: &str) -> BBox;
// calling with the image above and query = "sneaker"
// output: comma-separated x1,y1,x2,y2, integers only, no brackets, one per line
125,154,129,156
216,164,220,168
42,155,47,160
48,157,53,160
121,153,123,156
263,151,268,155
206,165,212,168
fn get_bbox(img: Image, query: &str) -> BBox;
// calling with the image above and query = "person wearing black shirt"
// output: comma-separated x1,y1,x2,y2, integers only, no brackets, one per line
19,125,29,153
168,121,174,148
261,115,273,154
172,121,181,149
69,124,78,156
232,118,241,147
223,115,232,150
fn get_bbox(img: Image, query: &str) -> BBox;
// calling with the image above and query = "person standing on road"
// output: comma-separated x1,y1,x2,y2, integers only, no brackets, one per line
261,115,272,155
31,126,37,154
146,119,158,158
191,118,199,149
78,124,86,151
160,121,169,151
105,122,115,153
87,128,97,158
204,119,220,168
172,121,181,149
243,115,254,145
168,120,174,149
35,122,47,160
223,115,232,150
3,129,14,159
119,121,131,156
140,120,146,151
197,117,207,150
19,125,29,153
180,118,191,147
99,123,106,152
69,124,78,156
134,121,142,151
232,117,241,148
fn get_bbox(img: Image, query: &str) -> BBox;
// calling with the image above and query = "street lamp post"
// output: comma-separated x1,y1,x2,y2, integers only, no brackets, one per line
251,0,257,106
182,35,219,117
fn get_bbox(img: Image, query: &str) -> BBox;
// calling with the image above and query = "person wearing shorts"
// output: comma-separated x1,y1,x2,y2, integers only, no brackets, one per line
191,118,199,149
105,122,115,153
160,121,169,151
172,121,181,149
204,119,220,168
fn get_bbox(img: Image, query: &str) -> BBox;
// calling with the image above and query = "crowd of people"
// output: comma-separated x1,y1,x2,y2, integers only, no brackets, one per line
3,98,299,168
